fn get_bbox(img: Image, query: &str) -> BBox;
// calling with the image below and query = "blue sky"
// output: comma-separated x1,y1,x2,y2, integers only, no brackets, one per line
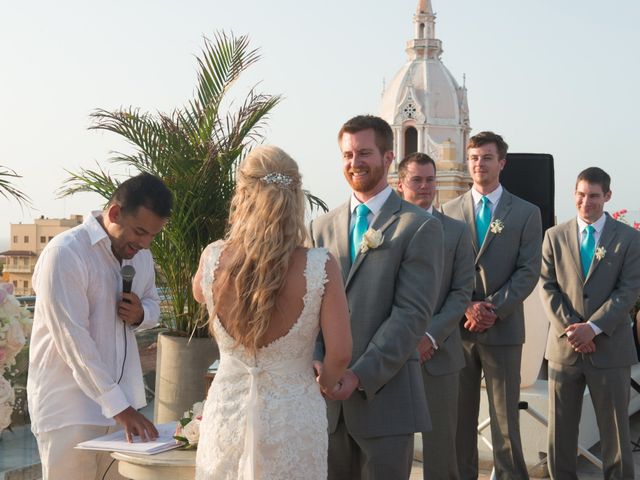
1,0,639,246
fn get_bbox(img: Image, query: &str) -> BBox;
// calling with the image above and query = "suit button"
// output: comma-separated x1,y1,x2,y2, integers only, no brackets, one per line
583,294,588,299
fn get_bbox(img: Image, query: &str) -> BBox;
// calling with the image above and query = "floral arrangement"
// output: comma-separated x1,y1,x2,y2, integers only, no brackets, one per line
360,228,383,254
0,282,33,432
174,401,204,449
612,209,640,230
490,219,504,235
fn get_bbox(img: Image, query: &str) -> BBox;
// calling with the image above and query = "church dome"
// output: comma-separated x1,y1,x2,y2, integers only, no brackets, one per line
380,0,470,169
380,57,466,130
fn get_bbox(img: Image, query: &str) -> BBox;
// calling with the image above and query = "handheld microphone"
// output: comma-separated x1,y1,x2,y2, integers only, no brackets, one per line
121,265,136,303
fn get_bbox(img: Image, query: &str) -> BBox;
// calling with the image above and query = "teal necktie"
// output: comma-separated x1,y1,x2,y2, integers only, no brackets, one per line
580,225,596,277
351,204,371,262
476,196,491,247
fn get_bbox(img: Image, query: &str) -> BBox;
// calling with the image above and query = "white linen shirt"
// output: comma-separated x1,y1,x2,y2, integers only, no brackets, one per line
27,212,161,434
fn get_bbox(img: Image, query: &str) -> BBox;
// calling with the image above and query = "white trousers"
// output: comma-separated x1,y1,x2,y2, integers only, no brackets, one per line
35,424,126,480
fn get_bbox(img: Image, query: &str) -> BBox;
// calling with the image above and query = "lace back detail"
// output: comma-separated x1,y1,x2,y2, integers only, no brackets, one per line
195,245,330,480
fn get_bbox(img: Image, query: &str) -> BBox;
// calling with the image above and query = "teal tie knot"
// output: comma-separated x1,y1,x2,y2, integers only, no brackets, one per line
476,196,491,247
351,204,371,262
580,224,596,277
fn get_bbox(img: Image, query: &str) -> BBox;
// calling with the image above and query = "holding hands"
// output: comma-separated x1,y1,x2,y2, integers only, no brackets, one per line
464,301,497,332
314,361,359,401
418,335,436,363
565,323,597,354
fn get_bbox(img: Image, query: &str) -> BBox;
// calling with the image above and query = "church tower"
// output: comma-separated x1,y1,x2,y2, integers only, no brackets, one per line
381,0,471,204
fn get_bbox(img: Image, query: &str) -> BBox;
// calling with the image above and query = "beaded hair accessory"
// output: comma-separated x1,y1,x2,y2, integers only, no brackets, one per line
260,172,293,188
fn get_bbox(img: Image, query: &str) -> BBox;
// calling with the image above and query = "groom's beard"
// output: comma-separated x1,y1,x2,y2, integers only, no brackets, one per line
344,161,386,195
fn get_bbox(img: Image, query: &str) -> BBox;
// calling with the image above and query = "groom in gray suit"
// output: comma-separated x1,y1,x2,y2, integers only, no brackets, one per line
540,167,640,480
397,152,474,480
310,115,444,479
442,131,542,479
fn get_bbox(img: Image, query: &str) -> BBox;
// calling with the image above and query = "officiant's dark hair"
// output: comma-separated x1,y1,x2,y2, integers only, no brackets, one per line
109,173,173,218
338,115,393,154
576,167,611,194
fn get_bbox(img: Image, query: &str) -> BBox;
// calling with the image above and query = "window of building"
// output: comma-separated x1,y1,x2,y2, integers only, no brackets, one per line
48,236,54,241
404,127,418,157
23,258,29,266
13,235,18,243
12,281,17,287
23,235,29,243
12,258,18,266
40,236,46,243
23,280,28,289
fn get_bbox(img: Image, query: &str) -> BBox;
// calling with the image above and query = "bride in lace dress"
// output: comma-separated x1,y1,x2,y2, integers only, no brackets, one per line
192,146,352,480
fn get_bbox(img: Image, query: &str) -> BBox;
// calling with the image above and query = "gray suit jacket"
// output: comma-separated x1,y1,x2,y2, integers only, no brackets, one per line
541,215,640,367
442,188,542,345
423,210,474,375
310,190,444,437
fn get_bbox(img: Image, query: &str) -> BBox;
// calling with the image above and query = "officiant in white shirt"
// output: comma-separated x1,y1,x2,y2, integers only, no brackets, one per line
27,173,172,480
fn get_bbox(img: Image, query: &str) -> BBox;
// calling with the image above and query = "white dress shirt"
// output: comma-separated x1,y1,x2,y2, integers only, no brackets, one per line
27,212,160,434
349,185,393,231
471,184,503,217
576,213,607,336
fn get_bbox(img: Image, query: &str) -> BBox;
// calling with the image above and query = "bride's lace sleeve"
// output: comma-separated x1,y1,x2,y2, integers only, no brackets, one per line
199,239,225,315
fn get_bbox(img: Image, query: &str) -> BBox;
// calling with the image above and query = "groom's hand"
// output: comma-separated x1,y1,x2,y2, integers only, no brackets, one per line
326,369,359,401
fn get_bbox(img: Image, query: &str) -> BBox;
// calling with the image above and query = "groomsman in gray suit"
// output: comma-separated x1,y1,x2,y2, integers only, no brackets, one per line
540,167,640,480
397,152,474,480
310,115,444,480
442,131,542,479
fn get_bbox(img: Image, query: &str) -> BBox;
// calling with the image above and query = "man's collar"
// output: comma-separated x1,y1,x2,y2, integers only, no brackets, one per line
577,213,607,233
350,185,392,216
471,184,503,205
86,211,110,246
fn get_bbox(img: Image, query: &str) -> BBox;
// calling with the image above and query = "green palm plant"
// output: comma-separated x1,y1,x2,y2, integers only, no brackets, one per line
0,166,31,206
60,32,327,338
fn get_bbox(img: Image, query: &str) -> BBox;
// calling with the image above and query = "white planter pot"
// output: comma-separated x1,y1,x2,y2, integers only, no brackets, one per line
154,333,219,423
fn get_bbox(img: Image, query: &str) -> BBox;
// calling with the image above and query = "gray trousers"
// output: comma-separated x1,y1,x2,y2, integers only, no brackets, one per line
456,341,528,480
421,368,460,479
547,360,634,480
328,413,414,480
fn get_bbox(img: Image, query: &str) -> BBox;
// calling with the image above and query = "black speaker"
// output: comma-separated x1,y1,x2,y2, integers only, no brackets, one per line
501,153,555,234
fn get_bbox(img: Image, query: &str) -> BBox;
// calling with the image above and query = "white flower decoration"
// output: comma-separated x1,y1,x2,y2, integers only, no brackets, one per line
360,228,383,254
489,219,504,235
595,246,606,261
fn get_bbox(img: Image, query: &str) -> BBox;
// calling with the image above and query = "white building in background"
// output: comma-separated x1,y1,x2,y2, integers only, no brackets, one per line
381,0,471,204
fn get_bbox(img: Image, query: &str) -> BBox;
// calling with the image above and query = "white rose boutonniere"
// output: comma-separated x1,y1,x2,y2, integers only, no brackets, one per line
595,246,606,261
489,219,504,235
360,228,383,254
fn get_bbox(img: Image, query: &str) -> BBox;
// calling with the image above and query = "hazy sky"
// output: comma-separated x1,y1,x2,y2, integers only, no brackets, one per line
2,0,639,246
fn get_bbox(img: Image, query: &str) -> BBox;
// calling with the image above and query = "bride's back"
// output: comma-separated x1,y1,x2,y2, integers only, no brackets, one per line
213,245,309,349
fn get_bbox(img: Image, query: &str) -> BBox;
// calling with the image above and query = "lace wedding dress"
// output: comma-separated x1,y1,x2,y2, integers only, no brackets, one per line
195,241,329,480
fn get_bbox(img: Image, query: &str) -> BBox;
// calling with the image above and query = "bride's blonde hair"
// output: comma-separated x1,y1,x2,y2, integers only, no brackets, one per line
211,145,308,351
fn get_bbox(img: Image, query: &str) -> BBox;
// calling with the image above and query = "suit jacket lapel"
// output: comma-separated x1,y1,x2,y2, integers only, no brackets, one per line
333,203,351,285
460,192,479,256
345,191,401,288
475,189,513,261
564,218,584,281
586,214,616,281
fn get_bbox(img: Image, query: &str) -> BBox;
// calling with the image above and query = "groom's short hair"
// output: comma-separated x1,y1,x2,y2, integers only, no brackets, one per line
576,167,611,194
338,115,394,154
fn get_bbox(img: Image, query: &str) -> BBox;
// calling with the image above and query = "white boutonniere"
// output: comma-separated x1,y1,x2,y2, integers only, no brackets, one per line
595,246,606,260
360,228,384,253
489,219,504,235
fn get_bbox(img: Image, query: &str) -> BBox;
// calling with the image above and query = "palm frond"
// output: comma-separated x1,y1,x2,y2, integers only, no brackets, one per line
0,166,32,207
